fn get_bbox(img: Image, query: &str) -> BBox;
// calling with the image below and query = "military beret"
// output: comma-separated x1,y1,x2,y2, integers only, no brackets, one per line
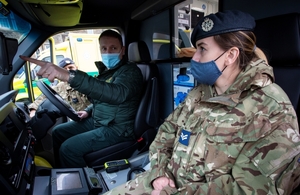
59,57,75,68
191,10,256,47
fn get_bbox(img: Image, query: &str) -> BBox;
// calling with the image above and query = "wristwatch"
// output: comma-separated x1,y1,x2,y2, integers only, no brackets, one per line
68,70,76,84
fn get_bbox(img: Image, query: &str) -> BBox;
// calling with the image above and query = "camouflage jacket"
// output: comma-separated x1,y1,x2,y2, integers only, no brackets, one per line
28,81,91,111
148,59,300,194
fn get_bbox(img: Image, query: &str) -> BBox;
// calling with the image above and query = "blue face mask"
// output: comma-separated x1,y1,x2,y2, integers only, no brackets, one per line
101,52,121,69
191,51,227,85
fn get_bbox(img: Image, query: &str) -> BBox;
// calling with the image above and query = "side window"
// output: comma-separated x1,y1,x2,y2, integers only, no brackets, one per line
13,28,107,104
12,39,51,104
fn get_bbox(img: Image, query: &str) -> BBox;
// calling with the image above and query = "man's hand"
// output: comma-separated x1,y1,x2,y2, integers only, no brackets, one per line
151,177,176,195
30,109,36,118
19,55,69,82
77,111,89,119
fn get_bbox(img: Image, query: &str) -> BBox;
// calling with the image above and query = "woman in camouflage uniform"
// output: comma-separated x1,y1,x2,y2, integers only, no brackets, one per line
104,10,300,195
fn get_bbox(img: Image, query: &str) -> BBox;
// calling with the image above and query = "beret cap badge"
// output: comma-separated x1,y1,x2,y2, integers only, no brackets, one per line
201,18,214,32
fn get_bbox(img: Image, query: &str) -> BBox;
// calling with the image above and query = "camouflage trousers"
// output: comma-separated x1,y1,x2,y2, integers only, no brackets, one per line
102,171,178,195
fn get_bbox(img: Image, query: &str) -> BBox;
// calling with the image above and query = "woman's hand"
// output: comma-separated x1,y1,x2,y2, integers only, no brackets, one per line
19,55,69,82
151,177,176,195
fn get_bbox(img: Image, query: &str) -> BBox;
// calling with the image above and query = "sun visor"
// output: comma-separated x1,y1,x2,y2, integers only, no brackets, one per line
28,3,82,27
22,0,80,4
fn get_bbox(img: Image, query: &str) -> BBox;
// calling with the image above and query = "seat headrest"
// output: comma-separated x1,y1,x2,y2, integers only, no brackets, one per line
254,13,300,66
128,41,151,62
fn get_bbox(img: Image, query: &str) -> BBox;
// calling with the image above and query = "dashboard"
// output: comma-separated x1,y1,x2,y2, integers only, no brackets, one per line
0,90,36,195
0,90,149,195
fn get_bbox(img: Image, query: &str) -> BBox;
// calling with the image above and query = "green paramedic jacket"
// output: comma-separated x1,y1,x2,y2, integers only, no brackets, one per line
147,59,300,194
69,59,143,137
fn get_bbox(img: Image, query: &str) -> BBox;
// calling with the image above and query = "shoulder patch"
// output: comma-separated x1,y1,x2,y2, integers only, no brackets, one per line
179,129,191,146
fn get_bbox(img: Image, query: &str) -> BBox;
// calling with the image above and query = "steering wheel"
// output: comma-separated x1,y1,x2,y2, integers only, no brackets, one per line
36,80,80,121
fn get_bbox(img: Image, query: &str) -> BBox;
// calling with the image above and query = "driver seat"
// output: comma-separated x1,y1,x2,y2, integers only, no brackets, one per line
84,41,160,167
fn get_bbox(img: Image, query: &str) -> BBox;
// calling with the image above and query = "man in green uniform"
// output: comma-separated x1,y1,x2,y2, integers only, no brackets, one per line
20,30,144,168
28,58,91,117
